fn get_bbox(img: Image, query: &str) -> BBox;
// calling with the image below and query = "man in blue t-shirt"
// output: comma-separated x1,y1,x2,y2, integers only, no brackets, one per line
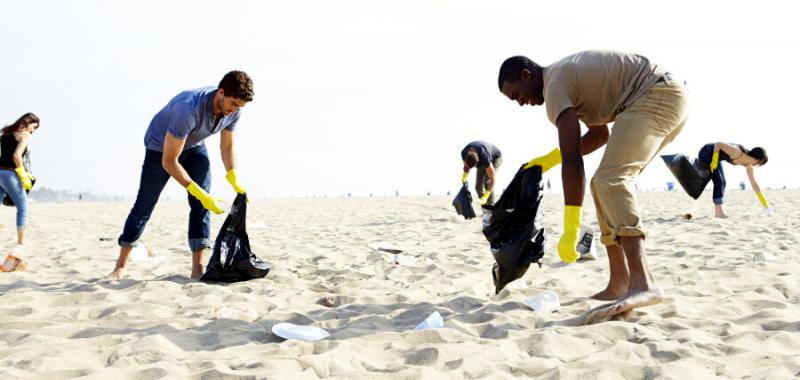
460,141,503,206
109,71,254,279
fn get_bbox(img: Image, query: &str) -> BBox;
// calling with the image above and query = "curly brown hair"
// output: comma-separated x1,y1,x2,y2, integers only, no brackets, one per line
218,70,254,102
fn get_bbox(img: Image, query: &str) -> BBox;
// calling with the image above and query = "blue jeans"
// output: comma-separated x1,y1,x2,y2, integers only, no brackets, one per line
118,144,212,251
0,169,27,228
698,144,725,204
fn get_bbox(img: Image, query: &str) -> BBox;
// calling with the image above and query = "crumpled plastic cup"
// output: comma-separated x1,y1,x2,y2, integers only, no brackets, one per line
212,306,259,322
524,290,560,313
392,254,416,266
415,311,444,330
271,323,330,342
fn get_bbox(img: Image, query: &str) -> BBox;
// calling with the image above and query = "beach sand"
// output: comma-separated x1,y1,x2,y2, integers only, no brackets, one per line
1,190,799,379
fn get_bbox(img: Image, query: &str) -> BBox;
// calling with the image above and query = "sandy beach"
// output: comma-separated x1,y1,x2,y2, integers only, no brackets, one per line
1,190,798,379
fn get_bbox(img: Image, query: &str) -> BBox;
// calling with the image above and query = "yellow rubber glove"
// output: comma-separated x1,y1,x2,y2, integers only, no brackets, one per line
709,150,720,173
523,148,562,173
557,205,581,264
14,167,34,190
186,182,224,214
479,191,491,205
757,191,769,208
461,171,469,184
225,169,246,194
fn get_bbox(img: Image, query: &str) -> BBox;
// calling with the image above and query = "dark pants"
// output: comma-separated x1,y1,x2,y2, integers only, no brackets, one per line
475,156,502,206
118,144,212,251
698,144,725,204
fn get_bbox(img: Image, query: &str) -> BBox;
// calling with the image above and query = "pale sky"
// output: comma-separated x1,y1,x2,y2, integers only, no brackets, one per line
2,0,799,200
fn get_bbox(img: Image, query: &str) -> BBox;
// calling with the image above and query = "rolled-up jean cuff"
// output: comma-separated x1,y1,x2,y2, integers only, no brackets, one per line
189,238,212,252
118,238,137,247
601,226,647,246
713,197,724,205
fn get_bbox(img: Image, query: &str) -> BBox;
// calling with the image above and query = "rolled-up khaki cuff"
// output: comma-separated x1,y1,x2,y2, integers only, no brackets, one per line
600,226,647,246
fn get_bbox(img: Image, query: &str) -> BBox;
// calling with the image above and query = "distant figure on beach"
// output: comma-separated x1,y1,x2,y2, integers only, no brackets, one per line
698,142,769,218
0,113,39,245
461,140,502,206
498,50,689,322
109,71,253,279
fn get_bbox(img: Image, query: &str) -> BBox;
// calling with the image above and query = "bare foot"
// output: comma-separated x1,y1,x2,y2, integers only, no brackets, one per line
590,286,627,301
715,213,728,219
108,267,126,279
582,287,664,325
191,265,204,280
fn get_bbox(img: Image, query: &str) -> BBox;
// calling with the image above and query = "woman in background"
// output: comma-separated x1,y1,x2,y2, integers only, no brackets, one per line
697,142,769,218
0,113,39,244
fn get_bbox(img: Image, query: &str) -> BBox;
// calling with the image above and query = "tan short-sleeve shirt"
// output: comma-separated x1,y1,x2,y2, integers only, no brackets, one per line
543,50,665,126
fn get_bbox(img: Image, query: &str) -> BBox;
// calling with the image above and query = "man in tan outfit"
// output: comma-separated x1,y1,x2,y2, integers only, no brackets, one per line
497,50,689,321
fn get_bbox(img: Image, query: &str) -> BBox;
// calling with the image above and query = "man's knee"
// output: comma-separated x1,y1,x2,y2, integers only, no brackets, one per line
591,173,626,196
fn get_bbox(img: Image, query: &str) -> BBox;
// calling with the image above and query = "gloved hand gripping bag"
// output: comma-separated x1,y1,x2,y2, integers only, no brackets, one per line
482,165,546,294
452,182,477,219
200,193,271,283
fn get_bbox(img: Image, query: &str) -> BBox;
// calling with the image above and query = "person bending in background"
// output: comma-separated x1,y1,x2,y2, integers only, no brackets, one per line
461,140,502,206
0,113,39,245
697,142,769,218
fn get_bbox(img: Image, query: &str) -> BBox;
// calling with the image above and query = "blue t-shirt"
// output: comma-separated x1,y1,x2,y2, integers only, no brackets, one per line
461,141,502,168
143,87,240,152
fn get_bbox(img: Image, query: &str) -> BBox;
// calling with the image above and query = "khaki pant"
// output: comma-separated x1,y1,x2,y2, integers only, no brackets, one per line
591,79,689,246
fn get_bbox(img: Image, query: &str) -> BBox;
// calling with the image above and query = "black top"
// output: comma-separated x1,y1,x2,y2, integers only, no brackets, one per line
0,134,25,168
461,141,502,168
699,142,741,164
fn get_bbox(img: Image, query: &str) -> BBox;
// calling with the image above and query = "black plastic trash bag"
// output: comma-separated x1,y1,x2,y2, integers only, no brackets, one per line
661,154,711,199
481,165,546,294
452,183,477,219
200,193,271,283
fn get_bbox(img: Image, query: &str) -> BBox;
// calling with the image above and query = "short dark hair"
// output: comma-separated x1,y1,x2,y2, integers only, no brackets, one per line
465,151,479,168
498,55,541,91
219,70,254,102
748,147,768,166
2,112,39,135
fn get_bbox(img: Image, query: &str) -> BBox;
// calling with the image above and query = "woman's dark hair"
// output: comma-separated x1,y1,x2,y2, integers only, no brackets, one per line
747,146,768,166
2,112,40,135
465,151,479,168
498,55,541,91
219,70,254,102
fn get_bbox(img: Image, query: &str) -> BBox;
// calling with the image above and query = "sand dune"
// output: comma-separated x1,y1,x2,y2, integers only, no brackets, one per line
1,190,798,379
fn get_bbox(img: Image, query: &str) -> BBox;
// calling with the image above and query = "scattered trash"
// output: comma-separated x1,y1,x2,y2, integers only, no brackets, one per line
415,311,444,330
367,241,403,254
392,254,416,266
98,237,115,242
271,323,330,342
577,225,596,260
201,194,271,283
508,278,527,290
211,306,259,322
0,254,26,272
752,252,776,262
524,290,560,313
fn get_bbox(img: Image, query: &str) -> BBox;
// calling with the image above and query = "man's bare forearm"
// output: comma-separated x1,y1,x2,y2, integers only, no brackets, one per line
162,159,193,187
